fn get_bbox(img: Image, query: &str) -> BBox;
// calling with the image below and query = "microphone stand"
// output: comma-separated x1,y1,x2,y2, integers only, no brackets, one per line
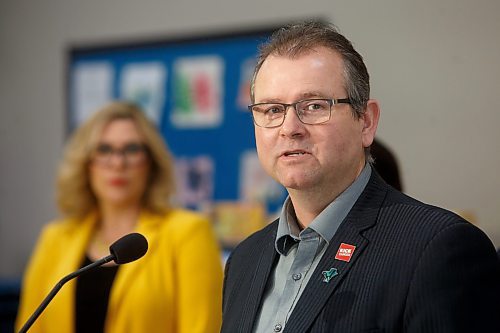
18,254,115,333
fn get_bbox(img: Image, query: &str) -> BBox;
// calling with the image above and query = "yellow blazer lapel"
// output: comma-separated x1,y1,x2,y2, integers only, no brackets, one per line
105,210,162,330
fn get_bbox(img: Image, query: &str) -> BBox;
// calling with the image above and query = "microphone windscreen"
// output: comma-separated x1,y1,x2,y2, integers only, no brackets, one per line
109,233,148,264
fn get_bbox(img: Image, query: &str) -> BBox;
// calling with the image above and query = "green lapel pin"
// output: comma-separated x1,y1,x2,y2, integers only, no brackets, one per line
322,268,339,283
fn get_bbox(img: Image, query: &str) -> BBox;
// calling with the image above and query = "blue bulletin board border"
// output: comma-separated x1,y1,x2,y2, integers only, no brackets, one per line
64,24,289,219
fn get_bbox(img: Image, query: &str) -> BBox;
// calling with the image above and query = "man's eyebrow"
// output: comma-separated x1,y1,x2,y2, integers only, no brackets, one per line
254,98,283,104
256,92,327,104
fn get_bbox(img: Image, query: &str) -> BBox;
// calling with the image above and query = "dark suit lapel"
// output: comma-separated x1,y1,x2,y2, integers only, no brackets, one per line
284,171,388,332
237,222,279,333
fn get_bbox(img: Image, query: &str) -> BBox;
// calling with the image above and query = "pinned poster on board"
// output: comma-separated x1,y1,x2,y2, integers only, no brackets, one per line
239,150,286,215
174,155,214,210
237,57,256,110
120,62,167,125
171,56,224,128
71,62,113,127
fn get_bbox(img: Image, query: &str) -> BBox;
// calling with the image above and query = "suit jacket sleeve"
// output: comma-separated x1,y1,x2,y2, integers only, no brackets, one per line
404,221,500,332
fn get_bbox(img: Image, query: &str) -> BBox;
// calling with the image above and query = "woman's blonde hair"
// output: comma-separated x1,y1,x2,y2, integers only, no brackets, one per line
56,101,175,218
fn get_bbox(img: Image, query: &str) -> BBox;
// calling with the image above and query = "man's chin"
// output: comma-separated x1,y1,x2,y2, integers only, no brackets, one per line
279,178,315,191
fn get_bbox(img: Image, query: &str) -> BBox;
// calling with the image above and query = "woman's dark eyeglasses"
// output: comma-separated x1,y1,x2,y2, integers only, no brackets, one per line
91,143,148,167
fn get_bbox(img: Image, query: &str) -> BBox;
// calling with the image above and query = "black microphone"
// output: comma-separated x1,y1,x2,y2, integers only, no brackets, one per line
18,232,148,333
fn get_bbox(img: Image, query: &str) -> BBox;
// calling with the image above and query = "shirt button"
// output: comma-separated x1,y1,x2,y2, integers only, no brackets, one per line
274,324,283,332
292,273,302,281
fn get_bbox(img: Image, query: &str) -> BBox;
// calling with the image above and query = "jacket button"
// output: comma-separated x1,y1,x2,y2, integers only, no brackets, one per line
274,324,283,332
292,273,302,281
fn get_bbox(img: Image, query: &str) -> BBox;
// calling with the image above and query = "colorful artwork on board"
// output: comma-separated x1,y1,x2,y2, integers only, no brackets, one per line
171,56,224,128
174,155,214,210
120,62,167,125
72,62,114,125
237,57,256,110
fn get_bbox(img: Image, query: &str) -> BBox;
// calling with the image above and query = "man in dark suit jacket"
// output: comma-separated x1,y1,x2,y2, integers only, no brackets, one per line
221,21,500,332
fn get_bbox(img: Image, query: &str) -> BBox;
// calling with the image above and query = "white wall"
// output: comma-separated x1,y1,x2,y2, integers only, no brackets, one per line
1,0,499,278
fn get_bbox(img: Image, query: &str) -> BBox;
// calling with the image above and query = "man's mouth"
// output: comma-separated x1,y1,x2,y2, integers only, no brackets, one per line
283,151,308,157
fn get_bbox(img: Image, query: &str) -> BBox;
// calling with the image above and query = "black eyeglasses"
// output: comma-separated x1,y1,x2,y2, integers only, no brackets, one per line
248,98,351,128
91,142,148,167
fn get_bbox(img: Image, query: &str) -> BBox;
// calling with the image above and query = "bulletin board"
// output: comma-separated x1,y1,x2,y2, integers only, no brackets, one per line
66,26,288,246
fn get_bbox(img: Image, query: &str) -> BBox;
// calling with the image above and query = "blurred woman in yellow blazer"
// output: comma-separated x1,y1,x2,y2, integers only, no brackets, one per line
16,102,223,333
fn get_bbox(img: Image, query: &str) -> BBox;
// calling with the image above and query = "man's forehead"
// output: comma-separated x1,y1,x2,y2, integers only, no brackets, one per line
260,47,342,72
256,48,344,85
269,45,340,60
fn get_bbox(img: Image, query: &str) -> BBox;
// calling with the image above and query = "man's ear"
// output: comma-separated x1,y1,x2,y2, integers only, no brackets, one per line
361,99,380,148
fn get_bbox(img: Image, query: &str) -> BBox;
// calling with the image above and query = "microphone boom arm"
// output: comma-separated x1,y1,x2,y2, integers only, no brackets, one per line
18,254,115,333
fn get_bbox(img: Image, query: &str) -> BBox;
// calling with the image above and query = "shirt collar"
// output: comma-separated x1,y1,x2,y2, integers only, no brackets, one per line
275,163,372,255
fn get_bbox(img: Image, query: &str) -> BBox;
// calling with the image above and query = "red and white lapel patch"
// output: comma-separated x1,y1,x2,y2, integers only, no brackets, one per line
335,243,356,262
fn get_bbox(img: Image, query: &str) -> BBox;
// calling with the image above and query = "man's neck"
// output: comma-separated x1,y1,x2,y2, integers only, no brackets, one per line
288,188,340,229
287,163,366,229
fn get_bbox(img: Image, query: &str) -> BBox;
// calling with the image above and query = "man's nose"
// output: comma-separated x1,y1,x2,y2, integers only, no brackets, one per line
280,105,306,137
